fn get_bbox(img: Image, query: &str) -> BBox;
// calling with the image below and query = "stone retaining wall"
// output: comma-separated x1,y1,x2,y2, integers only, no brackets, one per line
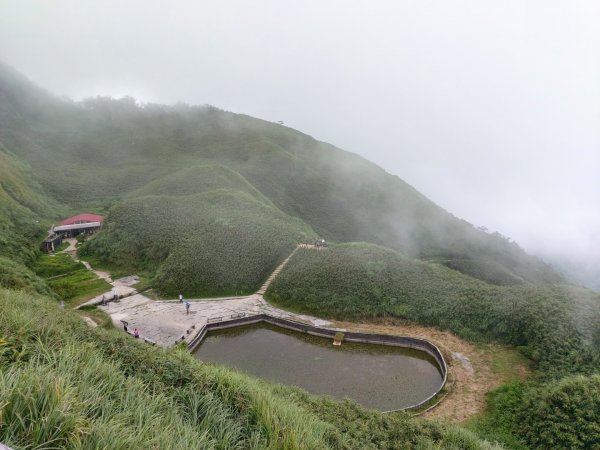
188,313,447,412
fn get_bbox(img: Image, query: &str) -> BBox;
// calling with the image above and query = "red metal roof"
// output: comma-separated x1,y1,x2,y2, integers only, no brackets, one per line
58,213,105,226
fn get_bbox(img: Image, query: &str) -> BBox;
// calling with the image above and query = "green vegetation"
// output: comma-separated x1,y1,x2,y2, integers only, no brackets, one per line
32,253,111,306
31,252,82,278
0,144,65,297
0,288,499,449
1,61,599,449
47,269,111,307
470,375,600,450
80,191,313,297
76,305,114,328
128,164,275,206
0,256,55,297
0,61,560,287
267,243,600,447
478,344,531,382
267,244,600,375
436,257,526,286
513,374,600,448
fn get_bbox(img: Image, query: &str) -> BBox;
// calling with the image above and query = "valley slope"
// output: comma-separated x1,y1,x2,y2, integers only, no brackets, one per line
0,61,562,296
1,62,599,449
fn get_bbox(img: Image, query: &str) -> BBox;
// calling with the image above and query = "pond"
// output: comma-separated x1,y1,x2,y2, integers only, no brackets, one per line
193,322,444,411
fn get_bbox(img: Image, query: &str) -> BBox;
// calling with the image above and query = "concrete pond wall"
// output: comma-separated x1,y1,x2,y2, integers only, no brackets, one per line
188,313,448,412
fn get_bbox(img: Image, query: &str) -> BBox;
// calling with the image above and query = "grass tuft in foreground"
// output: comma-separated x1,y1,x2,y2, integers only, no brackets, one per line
0,288,499,449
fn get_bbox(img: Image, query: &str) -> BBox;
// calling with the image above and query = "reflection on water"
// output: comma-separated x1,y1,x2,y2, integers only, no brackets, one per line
193,322,443,410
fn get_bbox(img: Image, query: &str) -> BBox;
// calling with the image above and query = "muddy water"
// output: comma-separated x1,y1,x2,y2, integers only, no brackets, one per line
193,322,443,411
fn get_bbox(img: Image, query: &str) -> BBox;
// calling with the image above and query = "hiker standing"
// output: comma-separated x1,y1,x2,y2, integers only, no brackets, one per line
179,293,183,303
185,301,191,315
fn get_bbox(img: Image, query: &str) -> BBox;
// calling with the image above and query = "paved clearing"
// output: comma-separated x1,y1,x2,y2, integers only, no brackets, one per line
100,294,334,347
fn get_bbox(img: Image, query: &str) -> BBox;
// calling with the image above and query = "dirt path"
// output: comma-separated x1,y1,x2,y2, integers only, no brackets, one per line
332,319,530,423
61,239,139,308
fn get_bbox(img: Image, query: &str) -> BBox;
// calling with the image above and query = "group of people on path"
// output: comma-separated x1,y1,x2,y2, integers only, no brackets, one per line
121,321,140,338
121,293,192,340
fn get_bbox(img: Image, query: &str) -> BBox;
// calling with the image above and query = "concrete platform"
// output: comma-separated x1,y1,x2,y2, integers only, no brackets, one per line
100,294,333,347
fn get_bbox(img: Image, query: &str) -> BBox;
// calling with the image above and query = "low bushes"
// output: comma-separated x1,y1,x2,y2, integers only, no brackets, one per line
266,243,600,376
81,190,314,297
514,374,600,449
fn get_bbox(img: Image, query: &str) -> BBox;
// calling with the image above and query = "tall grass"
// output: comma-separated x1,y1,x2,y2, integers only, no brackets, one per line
0,288,500,449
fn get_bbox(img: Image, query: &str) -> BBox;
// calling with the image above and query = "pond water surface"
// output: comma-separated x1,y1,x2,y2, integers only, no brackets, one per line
193,322,444,411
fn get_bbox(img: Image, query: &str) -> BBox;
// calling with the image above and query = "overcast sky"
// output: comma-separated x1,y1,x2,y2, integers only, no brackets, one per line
1,0,599,277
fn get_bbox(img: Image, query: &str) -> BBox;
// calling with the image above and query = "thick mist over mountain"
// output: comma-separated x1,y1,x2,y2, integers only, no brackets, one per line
1,4,600,450
1,0,598,290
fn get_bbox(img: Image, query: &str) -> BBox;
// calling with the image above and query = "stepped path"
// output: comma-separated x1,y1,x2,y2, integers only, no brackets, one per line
256,246,298,295
64,242,509,422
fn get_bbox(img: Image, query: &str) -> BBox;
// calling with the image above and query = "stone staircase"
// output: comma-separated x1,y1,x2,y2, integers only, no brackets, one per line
256,247,299,295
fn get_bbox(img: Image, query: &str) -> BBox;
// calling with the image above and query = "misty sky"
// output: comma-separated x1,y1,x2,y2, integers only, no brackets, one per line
1,0,599,274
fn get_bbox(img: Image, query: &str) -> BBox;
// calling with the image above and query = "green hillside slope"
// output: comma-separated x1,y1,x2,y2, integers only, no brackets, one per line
266,244,600,375
0,144,63,296
0,288,499,449
80,190,314,296
0,61,561,286
127,164,275,206
266,244,600,448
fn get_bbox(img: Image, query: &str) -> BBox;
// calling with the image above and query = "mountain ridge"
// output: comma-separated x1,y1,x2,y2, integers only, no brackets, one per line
0,61,562,290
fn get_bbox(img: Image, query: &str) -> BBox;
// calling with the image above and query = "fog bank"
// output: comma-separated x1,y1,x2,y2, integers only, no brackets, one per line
1,0,598,287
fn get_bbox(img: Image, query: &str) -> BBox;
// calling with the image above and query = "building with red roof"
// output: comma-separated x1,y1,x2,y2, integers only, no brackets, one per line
52,213,105,238
58,213,105,226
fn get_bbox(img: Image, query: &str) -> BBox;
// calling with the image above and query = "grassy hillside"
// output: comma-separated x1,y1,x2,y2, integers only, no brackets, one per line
31,253,112,306
0,61,562,286
128,164,275,206
266,244,600,448
0,288,499,449
0,146,53,263
80,190,314,297
267,244,599,374
0,144,66,297
2,61,598,449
